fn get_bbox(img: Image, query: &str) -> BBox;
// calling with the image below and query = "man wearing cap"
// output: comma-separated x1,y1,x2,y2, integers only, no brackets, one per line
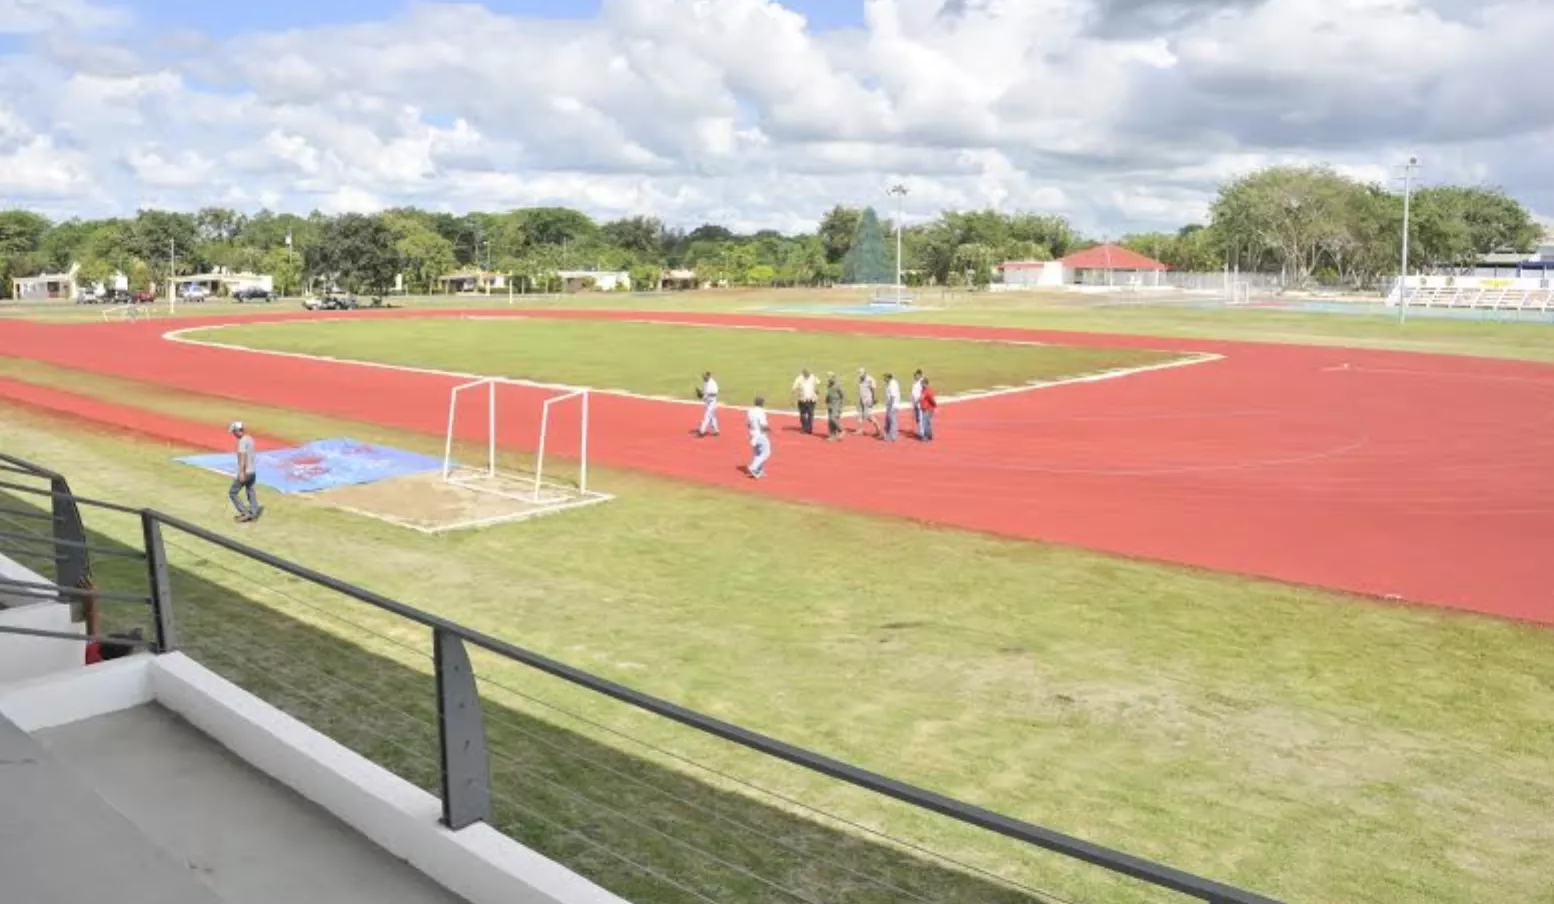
790,368,818,435
855,367,881,438
228,421,263,522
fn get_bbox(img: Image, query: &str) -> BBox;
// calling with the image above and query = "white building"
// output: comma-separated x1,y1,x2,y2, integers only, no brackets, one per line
10,264,79,301
557,270,630,292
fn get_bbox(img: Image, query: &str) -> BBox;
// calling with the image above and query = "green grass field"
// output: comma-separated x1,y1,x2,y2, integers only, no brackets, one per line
192,316,1179,400
1,339,1552,904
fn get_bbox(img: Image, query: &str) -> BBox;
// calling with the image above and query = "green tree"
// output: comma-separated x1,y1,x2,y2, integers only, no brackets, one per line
1210,165,1357,284
261,248,303,296
817,205,862,263
308,214,399,296
1412,186,1542,269
0,210,51,255
602,216,665,258
841,207,892,284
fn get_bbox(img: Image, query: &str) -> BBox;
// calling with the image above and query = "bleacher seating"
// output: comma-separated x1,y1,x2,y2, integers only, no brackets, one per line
1394,286,1554,316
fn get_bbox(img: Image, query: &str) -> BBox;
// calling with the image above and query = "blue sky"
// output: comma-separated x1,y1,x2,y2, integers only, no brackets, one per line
125,0,865,37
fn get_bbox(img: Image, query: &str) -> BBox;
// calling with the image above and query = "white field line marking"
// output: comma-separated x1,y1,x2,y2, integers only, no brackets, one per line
164,321,1223,414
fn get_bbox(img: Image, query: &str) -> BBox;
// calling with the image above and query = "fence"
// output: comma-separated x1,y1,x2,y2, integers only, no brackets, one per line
0,451,1283,904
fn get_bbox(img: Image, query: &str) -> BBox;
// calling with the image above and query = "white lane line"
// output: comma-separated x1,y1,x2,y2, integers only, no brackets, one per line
163,320,1223,413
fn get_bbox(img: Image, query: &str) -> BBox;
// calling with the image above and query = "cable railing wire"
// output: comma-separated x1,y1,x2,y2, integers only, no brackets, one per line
473,691,947,904
163,537,1050,904
192,614,729,904
473,669,1061,901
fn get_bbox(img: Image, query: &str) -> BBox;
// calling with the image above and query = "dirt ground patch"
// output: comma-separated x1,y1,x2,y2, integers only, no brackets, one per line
306,469,608,531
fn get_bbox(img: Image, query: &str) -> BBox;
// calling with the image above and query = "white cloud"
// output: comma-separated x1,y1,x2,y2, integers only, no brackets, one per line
0,0,1549,232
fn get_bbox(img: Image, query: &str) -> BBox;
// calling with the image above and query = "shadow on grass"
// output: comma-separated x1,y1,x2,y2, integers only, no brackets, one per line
4,487,1075,904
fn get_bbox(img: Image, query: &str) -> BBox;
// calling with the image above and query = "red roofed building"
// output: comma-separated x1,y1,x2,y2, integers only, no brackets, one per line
1059,244,1168,286
998,243,1170,290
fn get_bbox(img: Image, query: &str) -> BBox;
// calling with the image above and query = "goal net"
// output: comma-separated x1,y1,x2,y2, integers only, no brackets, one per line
439,378,611,529
1225,282,1253,305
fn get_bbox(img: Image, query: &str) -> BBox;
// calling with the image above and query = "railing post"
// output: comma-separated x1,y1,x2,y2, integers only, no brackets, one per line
141,512,177,652
50,475,90,611
434,627,491,829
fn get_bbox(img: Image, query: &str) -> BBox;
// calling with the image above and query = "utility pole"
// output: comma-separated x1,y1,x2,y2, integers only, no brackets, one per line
887,183,908,304
168,238,176,315
1398,155,1420,325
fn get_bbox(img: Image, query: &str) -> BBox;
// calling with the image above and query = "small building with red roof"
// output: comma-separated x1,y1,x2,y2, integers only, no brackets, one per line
999,243,1169,290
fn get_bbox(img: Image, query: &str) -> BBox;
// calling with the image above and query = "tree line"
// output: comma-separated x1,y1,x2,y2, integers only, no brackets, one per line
0,165,1540,298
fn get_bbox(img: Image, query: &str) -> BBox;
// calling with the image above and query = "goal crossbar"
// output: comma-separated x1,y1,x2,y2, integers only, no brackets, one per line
442,378,592,503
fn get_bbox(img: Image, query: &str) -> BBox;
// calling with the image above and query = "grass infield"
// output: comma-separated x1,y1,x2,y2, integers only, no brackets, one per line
0,352,1551,903
186,316,1181,401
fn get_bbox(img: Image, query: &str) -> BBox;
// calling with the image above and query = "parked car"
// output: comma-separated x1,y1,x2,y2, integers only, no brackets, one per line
179,285,208,302
101,288,131,305
132,290,156,304
233,287,273,303
302,291,358,310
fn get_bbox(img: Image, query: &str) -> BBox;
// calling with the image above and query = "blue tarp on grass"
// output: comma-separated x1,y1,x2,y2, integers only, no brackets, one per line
177,438,446,495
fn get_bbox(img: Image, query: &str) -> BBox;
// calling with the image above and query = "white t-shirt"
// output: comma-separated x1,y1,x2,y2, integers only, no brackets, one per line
702,377,718,400
911,378,924,403
792,373,818,402
747,407,769,443
235,434,256,476
885,378,901,406
858,375,876,407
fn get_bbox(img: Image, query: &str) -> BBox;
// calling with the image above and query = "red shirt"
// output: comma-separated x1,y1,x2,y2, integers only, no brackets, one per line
920,387,937,410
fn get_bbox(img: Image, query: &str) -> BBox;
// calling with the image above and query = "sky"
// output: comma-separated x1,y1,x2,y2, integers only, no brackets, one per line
1,0,1551,236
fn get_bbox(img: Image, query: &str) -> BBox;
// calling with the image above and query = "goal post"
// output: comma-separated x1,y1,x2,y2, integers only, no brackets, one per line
439,378,609,524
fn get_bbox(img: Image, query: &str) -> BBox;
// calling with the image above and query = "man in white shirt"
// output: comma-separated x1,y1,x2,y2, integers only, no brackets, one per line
747,396,771,479
910,369,925,438
695,370,720,437
791,368,818,435
882,372,902,442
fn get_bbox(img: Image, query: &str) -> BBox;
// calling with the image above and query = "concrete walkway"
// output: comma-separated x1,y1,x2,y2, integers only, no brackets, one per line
34,705,469,904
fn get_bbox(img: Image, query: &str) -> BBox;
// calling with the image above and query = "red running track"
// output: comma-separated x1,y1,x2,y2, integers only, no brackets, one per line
1,308,1551,624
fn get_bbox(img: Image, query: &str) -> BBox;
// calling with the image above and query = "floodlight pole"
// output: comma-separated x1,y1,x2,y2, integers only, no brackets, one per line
1398,155,1419,325
888,184,908,304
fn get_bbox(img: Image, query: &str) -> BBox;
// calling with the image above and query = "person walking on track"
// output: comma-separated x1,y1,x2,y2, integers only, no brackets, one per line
856,368,881,437
695,371,720,437
747,396,771,479
825,372,846,442
910,369,925,436
228,421,264,522
791,368,818,435
882,372,901,442
918,378,938,442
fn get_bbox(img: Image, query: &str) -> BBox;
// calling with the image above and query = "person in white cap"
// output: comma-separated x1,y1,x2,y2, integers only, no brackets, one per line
228,421,263,522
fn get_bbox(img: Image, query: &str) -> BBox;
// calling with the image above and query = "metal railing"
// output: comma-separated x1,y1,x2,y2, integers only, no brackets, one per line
0,452,1283,904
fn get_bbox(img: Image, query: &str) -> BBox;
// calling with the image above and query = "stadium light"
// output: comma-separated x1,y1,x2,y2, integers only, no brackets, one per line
1398,155,1420,324
887,184,908,304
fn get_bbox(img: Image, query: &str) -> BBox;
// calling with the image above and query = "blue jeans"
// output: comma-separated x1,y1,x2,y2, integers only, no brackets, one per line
698,397,719,434
920,409,935,441
750,436,771,476
229,473,258,516
884,406,898,441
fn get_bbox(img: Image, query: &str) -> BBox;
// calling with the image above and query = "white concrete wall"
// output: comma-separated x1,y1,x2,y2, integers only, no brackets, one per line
0,649,631,904
0,553,83,684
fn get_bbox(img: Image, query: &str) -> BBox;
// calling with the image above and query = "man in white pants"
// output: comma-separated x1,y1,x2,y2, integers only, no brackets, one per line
882,372,902,442
747,396,771,479
695,370,720,437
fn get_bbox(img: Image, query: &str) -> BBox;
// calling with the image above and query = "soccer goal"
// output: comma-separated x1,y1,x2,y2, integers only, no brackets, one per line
1225,282,1253,305
438,377,612,529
